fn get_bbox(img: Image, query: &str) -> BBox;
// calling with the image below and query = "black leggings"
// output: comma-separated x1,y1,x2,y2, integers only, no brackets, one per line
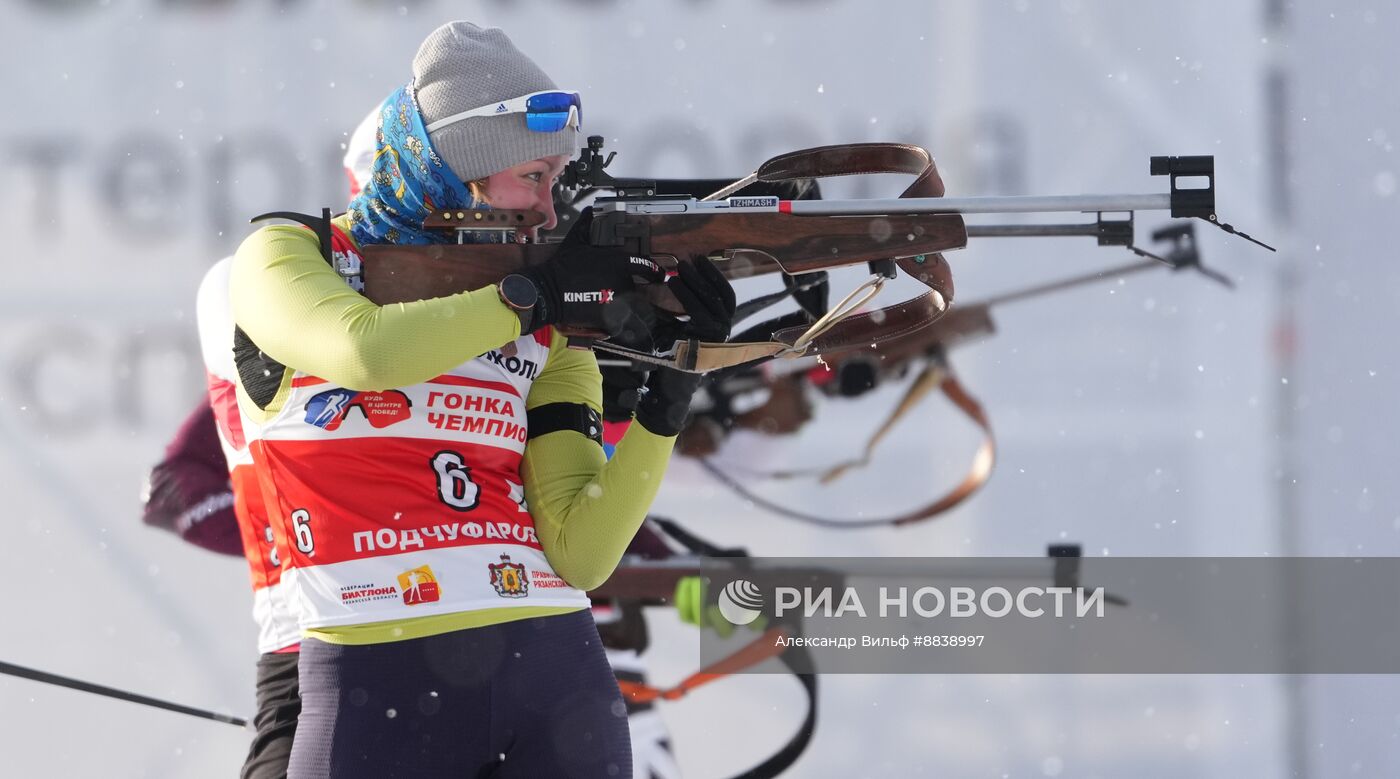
242,651,301,779
287,610,631,778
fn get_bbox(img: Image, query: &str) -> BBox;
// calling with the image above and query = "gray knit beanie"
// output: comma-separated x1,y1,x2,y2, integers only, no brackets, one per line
412,21,578,184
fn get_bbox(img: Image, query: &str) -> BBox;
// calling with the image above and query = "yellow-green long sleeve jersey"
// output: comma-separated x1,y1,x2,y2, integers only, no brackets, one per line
229,218,675,644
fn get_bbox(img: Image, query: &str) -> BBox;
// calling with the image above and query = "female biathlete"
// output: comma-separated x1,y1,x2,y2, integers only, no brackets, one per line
230,21,733,778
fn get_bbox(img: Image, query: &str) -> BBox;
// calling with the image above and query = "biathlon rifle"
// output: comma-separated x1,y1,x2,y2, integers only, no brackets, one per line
356,136,1271,374
698,222,1232,529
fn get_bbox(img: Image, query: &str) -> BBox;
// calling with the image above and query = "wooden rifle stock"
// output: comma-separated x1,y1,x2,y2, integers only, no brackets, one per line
826,302,995,381
358,211,965,309
360,242,555,305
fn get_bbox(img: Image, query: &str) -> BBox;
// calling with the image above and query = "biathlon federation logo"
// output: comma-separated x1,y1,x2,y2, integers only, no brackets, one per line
397,565,441,606
717,579,764,625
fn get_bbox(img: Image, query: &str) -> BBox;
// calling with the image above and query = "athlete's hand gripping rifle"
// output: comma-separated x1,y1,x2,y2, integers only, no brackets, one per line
363,138,959,372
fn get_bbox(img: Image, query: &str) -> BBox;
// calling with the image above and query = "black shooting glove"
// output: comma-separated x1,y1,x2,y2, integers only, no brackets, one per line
516,208,664,336
635,257,737,437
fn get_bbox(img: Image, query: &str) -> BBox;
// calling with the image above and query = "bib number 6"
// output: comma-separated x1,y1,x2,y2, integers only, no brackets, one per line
290,509,315,554
430,450,481,511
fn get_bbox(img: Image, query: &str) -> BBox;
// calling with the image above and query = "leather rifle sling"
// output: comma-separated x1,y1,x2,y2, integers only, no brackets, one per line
701,357,996,528
594,143,961,372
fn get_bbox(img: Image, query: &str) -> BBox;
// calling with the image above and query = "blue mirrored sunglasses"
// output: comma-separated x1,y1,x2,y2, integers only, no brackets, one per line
425,90,582,134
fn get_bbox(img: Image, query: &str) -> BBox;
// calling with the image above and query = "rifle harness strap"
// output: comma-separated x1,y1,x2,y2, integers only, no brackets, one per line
616,624,790,705
701,357,996,528
614,623,819,779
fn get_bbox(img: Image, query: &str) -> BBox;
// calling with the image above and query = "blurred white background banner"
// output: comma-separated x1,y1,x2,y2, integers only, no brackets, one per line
0,0,1392,776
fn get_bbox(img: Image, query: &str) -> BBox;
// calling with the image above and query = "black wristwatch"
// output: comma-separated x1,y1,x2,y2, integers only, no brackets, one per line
497,274,540,330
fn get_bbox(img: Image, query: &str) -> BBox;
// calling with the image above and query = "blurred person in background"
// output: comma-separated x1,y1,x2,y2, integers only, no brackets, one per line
228,20,732,778
141,102,386,779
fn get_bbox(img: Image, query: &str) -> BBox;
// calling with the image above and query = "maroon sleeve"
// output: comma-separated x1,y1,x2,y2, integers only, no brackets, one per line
623,519,676,560
141,397,244,556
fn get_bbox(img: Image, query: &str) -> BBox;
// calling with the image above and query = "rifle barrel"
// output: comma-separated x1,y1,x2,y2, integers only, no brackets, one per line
786,193,1172,216
967,223,1104,238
